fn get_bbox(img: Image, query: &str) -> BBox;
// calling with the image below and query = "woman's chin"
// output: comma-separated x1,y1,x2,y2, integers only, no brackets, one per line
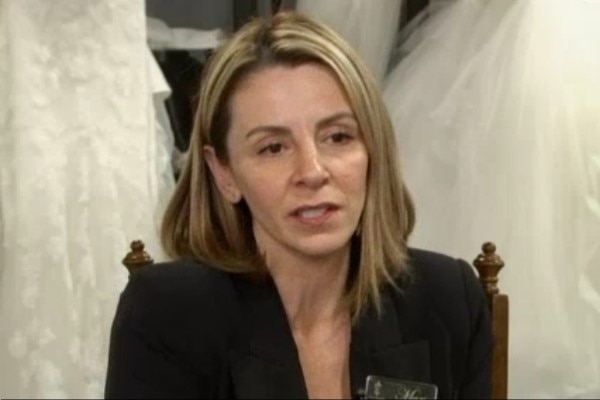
287,232,354,261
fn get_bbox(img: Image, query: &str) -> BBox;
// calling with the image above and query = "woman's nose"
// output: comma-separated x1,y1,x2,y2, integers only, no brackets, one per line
293,144,329,188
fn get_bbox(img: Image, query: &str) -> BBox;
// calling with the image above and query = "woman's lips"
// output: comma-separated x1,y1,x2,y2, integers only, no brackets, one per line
291,203,339,225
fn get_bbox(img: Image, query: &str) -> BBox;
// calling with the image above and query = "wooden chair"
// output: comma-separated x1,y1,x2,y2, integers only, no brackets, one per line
123,240,509,399
122,240,155,274
473,242,509,400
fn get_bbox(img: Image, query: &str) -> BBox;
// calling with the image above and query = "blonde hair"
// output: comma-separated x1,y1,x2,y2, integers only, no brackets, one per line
161,11,415,320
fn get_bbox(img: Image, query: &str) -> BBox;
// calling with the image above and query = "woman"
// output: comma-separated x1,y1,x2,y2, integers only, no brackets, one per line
105,12,492,399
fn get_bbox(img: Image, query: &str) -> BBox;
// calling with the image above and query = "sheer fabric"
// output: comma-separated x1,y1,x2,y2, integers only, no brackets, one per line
0,0,174,397
296,0,402,83
384,0,600,398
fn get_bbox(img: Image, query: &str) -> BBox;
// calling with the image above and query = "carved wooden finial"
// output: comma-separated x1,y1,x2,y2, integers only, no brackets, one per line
122,240,154,275
473,242,505,298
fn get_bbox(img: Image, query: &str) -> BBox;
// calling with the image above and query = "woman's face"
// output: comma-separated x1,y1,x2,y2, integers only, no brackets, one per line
205,63,369,263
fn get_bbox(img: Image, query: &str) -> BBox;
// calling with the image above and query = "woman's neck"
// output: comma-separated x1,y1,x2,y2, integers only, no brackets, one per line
266,248,351,334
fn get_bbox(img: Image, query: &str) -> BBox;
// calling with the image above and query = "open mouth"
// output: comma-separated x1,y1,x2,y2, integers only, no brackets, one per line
292,203,339,224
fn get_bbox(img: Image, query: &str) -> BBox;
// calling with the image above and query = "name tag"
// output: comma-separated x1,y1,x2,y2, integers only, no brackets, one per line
364,375,439,399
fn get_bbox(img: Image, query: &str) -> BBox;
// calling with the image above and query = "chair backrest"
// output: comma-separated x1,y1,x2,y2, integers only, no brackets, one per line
122,240,509,398
473,242,509,400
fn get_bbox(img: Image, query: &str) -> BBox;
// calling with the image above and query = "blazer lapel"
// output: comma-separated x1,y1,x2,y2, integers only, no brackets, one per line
350,286,433,397
229,275,308,399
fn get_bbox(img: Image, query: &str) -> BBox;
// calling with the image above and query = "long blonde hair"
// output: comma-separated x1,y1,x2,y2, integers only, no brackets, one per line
161,11,416,319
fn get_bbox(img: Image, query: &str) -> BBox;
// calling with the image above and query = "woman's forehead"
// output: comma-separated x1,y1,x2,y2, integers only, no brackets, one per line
228,63,354,126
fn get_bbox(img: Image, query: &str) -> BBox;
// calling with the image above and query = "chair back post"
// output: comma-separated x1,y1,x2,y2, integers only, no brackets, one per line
473,242,509,400
122,240,154,276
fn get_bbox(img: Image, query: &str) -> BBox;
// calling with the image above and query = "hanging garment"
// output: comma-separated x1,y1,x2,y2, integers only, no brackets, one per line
147,17,223,151
296,0,402,83
0,0,174,397
383,0,600,398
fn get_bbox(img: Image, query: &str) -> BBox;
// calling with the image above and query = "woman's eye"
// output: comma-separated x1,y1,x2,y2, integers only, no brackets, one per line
259,143,283,155
328,132,352,144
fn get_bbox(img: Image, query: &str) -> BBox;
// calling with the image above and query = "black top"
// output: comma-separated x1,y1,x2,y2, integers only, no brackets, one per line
105,249,492,399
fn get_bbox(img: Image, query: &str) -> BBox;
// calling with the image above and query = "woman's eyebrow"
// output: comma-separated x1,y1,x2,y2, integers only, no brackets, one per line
244,125,290,140
244,111,357,140
315,111,356,130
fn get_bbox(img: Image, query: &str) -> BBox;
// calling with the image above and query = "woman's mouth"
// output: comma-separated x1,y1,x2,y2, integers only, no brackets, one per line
292,204,339,225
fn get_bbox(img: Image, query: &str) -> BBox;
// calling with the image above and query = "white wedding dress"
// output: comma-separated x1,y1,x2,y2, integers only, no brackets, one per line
296,0,402,83
0,0,174,397
384,0,600,398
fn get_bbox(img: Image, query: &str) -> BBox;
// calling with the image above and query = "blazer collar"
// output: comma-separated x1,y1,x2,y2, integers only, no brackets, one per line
229,275,433,399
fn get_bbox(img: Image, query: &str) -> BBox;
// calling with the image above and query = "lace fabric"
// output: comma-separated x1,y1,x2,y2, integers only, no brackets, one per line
0,0,174,397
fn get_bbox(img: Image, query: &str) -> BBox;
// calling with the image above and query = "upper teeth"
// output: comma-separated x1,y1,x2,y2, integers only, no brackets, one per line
299,207,328,219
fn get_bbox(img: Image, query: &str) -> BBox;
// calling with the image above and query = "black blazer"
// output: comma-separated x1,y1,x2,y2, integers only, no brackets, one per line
105,249,492,399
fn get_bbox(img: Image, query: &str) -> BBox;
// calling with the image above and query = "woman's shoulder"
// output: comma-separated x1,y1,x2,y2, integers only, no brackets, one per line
407,247,478,287
405,247,486,320
115,260,241,334
125,260,237,305
407,248,474,284
129,259,236,297
107,260,244,392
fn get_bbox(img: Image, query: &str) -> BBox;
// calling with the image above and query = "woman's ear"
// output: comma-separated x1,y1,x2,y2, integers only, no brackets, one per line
203,146,242,204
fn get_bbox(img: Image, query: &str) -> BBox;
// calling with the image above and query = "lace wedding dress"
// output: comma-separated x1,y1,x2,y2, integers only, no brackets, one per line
384,0,600,398
0,0,174,397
